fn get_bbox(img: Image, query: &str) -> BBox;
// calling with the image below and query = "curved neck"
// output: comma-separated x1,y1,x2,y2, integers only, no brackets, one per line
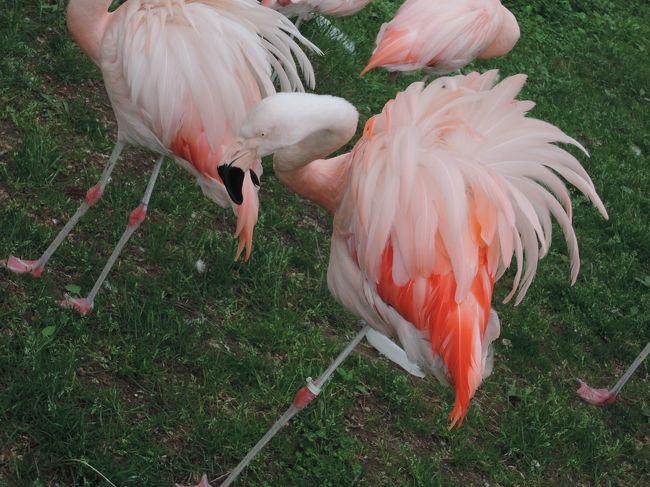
273,123,357,215
67,0,113,64
275,153,351,215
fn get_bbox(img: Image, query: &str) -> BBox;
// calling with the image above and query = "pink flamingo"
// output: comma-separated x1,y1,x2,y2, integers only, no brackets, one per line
577,341,649,405
1,0,318,314
361,0,520,76
219,71,608,426
261,0,373,20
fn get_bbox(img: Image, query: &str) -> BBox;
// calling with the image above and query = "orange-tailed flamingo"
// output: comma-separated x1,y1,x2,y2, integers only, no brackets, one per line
219,71,608,427
1,0,318,315
361,0,520,76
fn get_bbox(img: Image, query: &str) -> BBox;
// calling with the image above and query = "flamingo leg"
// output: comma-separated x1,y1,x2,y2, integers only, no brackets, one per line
60,154,165,315
1,142,125,278
610,341,650,396
218,324,370,487
577,341,650,405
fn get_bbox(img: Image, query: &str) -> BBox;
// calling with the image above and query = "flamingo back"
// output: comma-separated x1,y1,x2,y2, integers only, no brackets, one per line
331,71,607,424
362,0,518,75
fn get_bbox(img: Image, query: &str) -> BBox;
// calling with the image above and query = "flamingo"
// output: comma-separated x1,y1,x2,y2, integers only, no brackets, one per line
361,0,520,76
0,0,318,315
261,0,373,20
218,71,608,426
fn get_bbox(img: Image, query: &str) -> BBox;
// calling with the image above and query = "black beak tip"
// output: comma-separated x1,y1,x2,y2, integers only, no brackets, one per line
218,164,244,205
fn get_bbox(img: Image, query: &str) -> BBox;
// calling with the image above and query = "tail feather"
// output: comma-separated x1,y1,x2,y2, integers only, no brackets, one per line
361,28,414,76
376,244,494,427
440,302,483,428
338,71,607,427
431,257,493,427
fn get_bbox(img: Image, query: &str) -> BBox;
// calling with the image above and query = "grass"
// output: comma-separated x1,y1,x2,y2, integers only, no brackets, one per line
0,0,648,485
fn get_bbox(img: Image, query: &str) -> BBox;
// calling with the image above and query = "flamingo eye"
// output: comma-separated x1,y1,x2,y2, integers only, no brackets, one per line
260,131,266,137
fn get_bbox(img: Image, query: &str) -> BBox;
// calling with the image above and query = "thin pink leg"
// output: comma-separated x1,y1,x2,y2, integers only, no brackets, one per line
1,142,125,277
60,155,165,315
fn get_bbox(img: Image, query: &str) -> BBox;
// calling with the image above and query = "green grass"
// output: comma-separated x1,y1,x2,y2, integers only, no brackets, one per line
1,0,649,485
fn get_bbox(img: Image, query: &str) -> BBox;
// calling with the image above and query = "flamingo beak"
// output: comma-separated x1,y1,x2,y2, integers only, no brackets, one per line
218,142,260,205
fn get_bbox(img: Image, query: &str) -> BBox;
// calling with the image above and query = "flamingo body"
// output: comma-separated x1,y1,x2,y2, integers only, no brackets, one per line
328,72,606,424
221,71,607,426
361,0,520,76
68,0,317,257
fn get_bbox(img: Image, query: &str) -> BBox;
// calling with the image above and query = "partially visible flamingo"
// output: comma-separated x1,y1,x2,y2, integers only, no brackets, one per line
261,0,373,20
577,341,650,405
219,71,608,426
361,0,520,76
176,473,212,487
1,0,318,314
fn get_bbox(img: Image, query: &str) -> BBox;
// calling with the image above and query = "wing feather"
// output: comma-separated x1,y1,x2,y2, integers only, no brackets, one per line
102,0,318,258
331,70,607,425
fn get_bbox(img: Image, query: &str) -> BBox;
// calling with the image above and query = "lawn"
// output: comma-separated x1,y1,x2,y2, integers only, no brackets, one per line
0,0,648,485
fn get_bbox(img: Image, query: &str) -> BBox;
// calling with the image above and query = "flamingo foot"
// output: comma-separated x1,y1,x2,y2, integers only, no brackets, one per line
175,473,212,487
59,295,94,316
576,379,616,405
1,256,44,277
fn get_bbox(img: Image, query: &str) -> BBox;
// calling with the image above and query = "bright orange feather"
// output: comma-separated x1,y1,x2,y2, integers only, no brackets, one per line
377,242,493,426
170,129,230,183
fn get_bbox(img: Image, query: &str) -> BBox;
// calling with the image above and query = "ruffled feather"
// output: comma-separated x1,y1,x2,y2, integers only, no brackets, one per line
332,71,607,424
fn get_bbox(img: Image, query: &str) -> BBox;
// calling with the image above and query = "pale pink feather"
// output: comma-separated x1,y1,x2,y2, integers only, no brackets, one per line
328,71,606,424
228,71,606,425
335,69,607,310
262,0,372,19
361,0,520,75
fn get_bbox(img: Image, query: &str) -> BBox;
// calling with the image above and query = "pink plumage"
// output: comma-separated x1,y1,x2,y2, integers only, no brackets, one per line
74,0,316,259
221,71,608,425
261,0,373,19
1,0,318,314
331,72,606,424
361,0,520,76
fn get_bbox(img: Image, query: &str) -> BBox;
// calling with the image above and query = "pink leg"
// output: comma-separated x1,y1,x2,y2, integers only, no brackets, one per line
1,142,125,277
217,324,370,487
577,341,650,405
60,155,165,315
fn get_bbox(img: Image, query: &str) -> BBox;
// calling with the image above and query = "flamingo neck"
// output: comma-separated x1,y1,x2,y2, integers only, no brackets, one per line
274,153,351,215
67,0,113,64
